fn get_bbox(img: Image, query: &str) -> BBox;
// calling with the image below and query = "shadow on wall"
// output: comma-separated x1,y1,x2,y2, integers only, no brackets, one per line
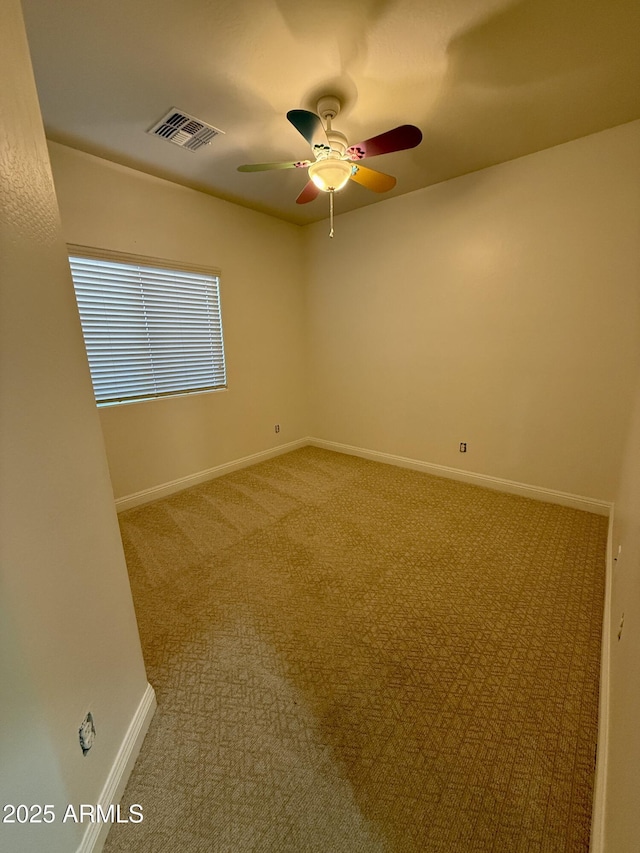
420,0,640,186
275,0,393,76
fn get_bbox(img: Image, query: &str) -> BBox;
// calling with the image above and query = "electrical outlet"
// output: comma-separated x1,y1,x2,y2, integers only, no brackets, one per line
274,424,280,434
79,712,96,755
459,442,467,453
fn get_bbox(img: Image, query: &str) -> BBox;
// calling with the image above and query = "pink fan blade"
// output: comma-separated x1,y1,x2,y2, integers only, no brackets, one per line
237,160,310,172
349,164,396,193
346,124,422,161
296,180,321,204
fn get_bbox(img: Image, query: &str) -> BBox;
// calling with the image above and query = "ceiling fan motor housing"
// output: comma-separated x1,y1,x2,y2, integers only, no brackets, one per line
326,130,347,157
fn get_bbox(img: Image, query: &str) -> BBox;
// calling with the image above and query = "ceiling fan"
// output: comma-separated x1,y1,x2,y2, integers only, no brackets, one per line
238,96,422,235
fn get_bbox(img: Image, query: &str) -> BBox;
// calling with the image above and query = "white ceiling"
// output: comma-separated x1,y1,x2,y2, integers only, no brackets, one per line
21,0,640,226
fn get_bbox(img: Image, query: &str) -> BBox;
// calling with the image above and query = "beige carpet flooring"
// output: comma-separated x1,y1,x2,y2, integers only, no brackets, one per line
104,447,606,852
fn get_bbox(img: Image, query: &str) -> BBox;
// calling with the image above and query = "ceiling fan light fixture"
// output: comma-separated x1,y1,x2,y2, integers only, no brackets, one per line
308,158,352,192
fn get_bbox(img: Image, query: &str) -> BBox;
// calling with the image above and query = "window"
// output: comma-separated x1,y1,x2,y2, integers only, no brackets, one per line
68,246,227,406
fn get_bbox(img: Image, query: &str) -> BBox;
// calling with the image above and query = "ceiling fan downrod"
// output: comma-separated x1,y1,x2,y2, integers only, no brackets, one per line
319,97,341,238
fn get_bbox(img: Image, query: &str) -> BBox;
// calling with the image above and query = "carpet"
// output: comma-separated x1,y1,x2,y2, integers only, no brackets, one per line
103,447,606,852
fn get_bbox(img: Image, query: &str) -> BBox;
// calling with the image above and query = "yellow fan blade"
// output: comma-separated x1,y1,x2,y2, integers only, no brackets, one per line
349,164,396,193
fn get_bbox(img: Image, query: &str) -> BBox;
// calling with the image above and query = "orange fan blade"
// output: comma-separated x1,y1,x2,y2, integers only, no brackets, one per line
349,164,396,193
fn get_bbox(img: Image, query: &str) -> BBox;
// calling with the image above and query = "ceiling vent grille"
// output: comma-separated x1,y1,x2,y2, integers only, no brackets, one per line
147,108,224,152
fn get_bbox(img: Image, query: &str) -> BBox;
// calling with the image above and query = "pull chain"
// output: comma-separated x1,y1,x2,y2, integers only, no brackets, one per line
329,190,334,238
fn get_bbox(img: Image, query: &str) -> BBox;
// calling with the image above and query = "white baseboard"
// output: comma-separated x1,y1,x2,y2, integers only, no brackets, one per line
309,438,613,516
115,439,308,511
77,683,157,853
117,436,613,516
590,508,614,852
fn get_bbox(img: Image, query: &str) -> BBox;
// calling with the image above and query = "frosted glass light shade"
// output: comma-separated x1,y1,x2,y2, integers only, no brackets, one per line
308,158,352,192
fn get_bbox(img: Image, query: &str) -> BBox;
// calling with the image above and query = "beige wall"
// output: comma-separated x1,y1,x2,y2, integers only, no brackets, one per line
51,124,640,506
49,143,309,500
306,120,640,502
605,372,640,852
0,2,149,851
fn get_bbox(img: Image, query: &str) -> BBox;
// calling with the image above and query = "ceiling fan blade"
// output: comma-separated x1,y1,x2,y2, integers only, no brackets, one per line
287,109,330,158
238,160,311,172
349,164,396,193
296,180,321,205
347,124,422,161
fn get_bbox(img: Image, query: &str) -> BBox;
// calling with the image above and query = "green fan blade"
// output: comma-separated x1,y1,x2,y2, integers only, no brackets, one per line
287,110,329,157
238,160,310,172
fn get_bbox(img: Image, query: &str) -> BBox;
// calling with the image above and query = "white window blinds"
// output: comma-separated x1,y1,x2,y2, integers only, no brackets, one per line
68,247,227,405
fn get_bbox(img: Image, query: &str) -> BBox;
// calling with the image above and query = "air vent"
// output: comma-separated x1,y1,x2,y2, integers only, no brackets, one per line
147,108,224,152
